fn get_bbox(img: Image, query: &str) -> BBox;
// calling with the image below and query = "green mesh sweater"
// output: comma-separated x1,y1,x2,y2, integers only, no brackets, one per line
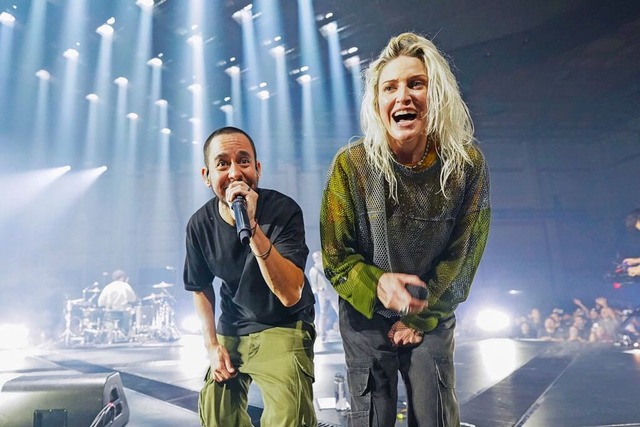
320,139,491,333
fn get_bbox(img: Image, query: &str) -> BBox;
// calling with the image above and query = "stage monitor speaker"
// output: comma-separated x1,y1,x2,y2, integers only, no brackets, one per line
0,371,129,427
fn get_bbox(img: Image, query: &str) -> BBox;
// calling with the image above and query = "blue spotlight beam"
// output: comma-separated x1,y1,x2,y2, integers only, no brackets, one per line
240,7,261,138
87,26,114,165
0,21,16,128
325,25,355,142
13,0,48,135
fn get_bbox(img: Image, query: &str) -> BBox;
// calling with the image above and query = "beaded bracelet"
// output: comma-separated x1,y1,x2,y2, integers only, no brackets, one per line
253,240,273,260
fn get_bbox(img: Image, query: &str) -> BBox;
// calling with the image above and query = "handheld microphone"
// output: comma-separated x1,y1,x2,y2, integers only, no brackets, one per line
406,284,429,301
232,196,252,245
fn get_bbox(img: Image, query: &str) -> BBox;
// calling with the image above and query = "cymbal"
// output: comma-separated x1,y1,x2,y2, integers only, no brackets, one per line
143,293,168,300
153,281,174,289
86,287,101,293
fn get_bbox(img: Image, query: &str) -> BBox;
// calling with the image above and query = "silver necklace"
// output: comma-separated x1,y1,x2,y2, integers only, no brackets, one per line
394,138,431,170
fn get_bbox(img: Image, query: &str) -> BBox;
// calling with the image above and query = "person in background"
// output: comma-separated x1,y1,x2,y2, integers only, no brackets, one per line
567,315,588,342
97,269,136,336
309,250,340,341
320,32,491,426
98,269,136,311
539,316,563,341
623,208,640,276
528,307,543,338
514,317,536,339
183,126,316,427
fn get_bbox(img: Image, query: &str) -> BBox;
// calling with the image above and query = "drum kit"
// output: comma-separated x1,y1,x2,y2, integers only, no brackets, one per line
61,281,181,347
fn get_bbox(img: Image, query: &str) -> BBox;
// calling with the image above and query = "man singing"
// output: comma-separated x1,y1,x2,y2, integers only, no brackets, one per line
183,126,316,427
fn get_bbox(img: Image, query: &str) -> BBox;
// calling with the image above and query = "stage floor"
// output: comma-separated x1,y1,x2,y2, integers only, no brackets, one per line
1,333,640,427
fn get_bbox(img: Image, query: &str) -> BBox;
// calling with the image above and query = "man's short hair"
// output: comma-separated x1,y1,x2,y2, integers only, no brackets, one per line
112,269,127,282
203,126,257,166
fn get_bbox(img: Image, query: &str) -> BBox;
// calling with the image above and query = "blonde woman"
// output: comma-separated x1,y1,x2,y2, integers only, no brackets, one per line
320,33,491,426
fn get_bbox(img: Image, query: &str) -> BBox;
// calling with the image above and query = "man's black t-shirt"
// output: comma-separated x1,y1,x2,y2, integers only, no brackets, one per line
184,188,315,336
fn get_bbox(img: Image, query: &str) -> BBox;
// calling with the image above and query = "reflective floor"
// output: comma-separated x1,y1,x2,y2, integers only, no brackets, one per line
1,333,640,427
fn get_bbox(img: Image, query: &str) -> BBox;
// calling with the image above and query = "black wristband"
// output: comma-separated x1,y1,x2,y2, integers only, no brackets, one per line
253,240,273,260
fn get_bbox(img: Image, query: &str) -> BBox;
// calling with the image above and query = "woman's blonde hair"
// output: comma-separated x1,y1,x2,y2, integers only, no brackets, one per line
360,32,475,201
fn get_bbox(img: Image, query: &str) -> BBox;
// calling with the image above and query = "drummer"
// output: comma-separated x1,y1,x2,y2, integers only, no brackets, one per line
98,269,137,334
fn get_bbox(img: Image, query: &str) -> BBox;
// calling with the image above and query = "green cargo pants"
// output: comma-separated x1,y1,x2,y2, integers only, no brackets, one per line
199,321,316,427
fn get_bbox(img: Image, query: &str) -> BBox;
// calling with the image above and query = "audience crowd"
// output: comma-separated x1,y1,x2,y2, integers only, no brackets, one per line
513,297,640,345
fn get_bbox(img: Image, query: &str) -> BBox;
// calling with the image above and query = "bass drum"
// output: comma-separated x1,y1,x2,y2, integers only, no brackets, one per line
134,304,156,332
66,301,94,336
81,307,102,330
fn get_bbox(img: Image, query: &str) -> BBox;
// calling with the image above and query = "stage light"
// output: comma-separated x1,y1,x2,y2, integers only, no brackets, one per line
85,93,99,102
55,44,82,164
297,74,311,85
0,324,29,349
270,45,285,57
187,83,201,92
224,96,231,102
263,3,295,166
0,12,15,27
225,66,240,76
126,113,139,120
96,24,113,37
63,48,79,60
136,0,154,10
232,4,254,24
234,0,262,137
320,22,338,37
188,117,199,124
256,90,269,100
147,57,162,68
184,0,211,158
186,34,202,46
112,74,130,169
106,17,115,25
160,128,171,135
343,55,360,69
157,97,168,132
220,104,234,125
342,47,359,56
0,167,75,222
476,309,511,333
128,0,153,120
35,69,50,80
345,55,363,107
